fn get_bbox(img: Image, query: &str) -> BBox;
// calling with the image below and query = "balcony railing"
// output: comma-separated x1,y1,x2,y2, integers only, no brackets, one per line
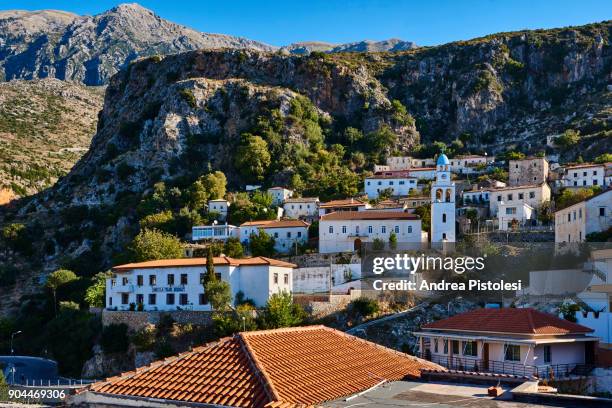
421,353,594,379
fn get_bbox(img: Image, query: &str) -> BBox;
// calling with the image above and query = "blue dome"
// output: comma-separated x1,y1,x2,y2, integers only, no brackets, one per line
437,154,450,166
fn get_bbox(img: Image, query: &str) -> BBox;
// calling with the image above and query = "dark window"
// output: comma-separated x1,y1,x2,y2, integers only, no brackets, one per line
200,273,206,284
167,274,175,285
137,275,143,286
180,274,188,285
136,294,144,304
108,297,113,306
529,192,535,199
166,293,175,305
284,274,289,285
463,341,477,357
518,193,524,200
600,208,606,217
497,196,501,202
452,340,459,355
216,272,221,280
179,294,188,305
274,273,278,284
442,214,447,223
544,345,551,363
121,293,129,305
149,275,156,285
148,294,156,305
199,293,208,305
505,345,521,361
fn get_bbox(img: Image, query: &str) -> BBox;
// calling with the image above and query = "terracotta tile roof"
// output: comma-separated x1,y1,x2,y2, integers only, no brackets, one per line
366,174,417,179
319,198,367,208
113,256,297,271
320,211,419,221
241,220,310,228
87,326,441,407
284,197,320,203
491,183,548,192
422,308,594,335
565,163,605,170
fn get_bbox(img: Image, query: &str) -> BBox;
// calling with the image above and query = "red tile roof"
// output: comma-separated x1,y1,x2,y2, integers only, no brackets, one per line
87,326,441,407
113,256,296,271
319,198,367,208
241,220,310,228
422,308,594,335
320,211,419,221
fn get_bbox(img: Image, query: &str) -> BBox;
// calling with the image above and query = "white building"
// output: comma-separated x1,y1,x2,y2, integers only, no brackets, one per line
318,198,370,216
106,256,296,311
431,154,456,243
384,156,435,170
192,224,239,241
267,187,293,206
208,199,230,221
318,211,422,253
489,183,551,217
407,167,436,180
554,189,612,243
449,155,493,175
497,202,535,231
561,163,606,188
462,188,490,204
240,219,309,253
364,175,418,199
283,197,319,220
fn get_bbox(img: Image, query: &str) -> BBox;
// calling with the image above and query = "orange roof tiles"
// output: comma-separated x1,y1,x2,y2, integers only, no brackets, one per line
319,199,366,208
87,326,441,407
320,211,419,221
113,256,296,271
422,308,594,335
241,220,310,228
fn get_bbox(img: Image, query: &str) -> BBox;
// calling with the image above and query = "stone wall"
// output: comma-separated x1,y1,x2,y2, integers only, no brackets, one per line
294,289,362,318
102,310,212,331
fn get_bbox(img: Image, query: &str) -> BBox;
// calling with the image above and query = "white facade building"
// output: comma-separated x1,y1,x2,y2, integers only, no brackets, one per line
267,187,293,206
208,199,230,221
106,257,296,311
318,198,370,216
318,211,422,253
431,154,456,243
462,188,490,204
192,224,239,241
561,164,606,188
240,219,309,253
554,189,612,243
283,197,319,220
383,156,435,171
489,183,551,217
407,167,436,180
497,202,535,231
364,175,418,199
449,155,493,174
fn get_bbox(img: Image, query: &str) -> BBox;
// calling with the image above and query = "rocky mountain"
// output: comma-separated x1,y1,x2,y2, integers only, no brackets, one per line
0,21,610,314
0,79,104,201
279,39,418,55
0,3,274,85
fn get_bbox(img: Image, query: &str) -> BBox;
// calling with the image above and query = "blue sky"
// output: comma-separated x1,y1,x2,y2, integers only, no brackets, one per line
5,1,611,46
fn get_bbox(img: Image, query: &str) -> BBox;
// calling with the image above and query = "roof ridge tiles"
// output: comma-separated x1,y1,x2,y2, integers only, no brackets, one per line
238,332,281,404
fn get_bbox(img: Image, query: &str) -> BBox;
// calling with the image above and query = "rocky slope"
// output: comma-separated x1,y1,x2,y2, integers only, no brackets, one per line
0,3,274,85
280,39,418,55
0,79,104,200
0,21,610,314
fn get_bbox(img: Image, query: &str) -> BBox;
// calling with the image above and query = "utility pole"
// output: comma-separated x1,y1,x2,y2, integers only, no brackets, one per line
10,330,22,355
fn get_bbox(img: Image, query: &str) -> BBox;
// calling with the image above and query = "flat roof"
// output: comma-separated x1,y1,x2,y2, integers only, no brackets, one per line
321,211,419,221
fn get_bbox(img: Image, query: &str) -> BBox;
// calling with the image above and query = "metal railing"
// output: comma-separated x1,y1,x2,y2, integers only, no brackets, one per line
422,353,594,379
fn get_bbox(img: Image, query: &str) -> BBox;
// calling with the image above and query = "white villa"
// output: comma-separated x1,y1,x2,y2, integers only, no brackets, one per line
449,154,493,174
208,199,230,221
267,187,293,206
554,189,612,243
364,174,418,199
498,202,535,231
106,256,296,311
561,163,607,188
240,219,309,253
462,188,491,204
489,183,551,217
414,308,598,378
192,224,239,241
407,167,436,180
283,197,319,220
318,211,423,253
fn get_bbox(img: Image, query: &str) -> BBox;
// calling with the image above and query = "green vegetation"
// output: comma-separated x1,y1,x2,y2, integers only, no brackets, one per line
555,129,580,149
349,297,380,318
259,292,307,329
556,187,601,210
249,230,276,257
46,269,79,314
85,271,112,308
101,324,129,354
127,229,184,262
594,153,611,164
236,134,271,182
179,88,197,109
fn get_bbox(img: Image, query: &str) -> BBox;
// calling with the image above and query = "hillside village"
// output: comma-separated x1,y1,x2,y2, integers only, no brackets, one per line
0,4,610,407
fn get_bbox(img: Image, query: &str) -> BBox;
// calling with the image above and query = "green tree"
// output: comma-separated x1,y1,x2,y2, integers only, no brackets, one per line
236,134,271,181
349,297,380,318
224,237,244,258
0,368,7,401
128,229,184,262
205,246,217,284
259,292,306,329
249,229,276,257
372,238,385,251
556,187,600,210
205,280,232,312
46,269,78,315
84,271,112,308
389,232,398,250
1,223,31,254
505,151,525,160
212,303,258,336
201,171,227,200
414,205,431,233
343,127,363,146
594,153,612,164
100,323,129,354
139,210,174,232
555,129,580,149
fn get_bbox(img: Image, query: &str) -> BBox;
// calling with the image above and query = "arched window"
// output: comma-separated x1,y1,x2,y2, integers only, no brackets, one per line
435,189,443,201
443,233,447,240
445,189,452,202
442,214,447,223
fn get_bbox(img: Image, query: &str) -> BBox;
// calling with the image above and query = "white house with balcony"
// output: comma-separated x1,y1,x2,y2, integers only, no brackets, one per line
208,199,230,221
192,224,239,241
318,211,423,253
106,256,296,311
240,219,309,253
561,163,606,188
489,183,551,217
414,308,598,378
497,202,535,231
462,188,490,204
364,175,418,199
267,187,293,206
